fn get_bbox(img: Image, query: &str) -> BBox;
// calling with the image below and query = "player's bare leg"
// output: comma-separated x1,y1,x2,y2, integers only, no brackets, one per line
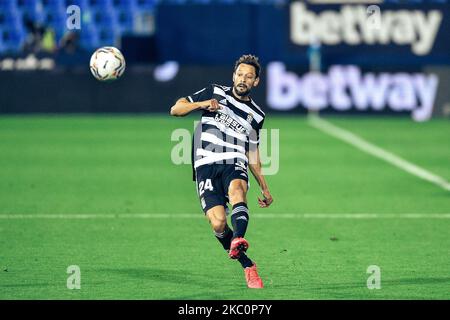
206,204,245,261
206,205,228,235
228,179,263,289
206,205,237,255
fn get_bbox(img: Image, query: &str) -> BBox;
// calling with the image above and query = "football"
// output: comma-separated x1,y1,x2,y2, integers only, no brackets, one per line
89,47,126,81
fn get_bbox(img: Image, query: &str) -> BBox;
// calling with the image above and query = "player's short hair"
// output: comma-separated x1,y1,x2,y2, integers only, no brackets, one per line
234,54,261,78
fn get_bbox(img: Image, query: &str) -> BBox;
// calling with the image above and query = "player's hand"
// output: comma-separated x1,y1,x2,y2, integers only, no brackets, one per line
204,99,222,112
258,189,273,208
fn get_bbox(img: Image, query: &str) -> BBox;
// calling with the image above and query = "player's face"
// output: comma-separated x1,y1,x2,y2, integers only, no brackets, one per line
233,64,259,97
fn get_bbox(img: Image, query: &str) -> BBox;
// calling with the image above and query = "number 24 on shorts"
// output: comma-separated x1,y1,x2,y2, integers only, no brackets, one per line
198,179,214,196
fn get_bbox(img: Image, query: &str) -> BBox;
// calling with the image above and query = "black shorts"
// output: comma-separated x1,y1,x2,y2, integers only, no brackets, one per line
195,162,249,214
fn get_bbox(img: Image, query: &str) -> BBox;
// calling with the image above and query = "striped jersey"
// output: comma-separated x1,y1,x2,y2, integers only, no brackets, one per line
186,84,265,174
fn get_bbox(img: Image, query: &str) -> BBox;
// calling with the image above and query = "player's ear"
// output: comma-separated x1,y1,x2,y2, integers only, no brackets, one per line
253,77,260,87
232,72,236,82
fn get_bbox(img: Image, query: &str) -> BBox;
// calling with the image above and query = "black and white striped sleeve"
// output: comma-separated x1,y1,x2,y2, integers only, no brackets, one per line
249,119,264,150
186,85,213,103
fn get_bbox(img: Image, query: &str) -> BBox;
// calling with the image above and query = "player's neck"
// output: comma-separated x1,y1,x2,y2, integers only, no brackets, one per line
232,88,251,102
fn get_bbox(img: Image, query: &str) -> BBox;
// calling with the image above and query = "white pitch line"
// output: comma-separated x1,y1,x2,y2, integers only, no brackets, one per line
0,213,449,219
260,213,450,219
308,115,450,192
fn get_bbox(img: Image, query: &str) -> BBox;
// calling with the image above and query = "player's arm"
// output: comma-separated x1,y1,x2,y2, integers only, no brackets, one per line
170,98,221,117
248,147,273,208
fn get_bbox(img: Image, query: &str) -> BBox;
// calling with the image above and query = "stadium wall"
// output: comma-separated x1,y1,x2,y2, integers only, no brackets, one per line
0,64,448,121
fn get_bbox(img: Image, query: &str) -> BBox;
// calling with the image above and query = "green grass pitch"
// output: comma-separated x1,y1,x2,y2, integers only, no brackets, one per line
0,115,449,299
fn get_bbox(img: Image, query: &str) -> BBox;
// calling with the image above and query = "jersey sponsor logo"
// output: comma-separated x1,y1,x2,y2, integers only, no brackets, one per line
214,113,249,135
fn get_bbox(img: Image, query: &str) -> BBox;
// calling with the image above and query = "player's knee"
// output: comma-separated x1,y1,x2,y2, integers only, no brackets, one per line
207,206,227,232
210,216,227,233
228,185,246,204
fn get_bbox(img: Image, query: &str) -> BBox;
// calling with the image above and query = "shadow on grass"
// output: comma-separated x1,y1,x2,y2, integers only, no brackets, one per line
303,277,450,291
96,267,245,299
0,283,55,288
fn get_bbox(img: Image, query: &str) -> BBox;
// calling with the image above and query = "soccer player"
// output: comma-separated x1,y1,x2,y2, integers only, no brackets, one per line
170,55,273,289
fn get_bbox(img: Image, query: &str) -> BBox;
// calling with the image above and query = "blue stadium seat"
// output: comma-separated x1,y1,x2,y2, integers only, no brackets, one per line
41,3,66,33
41,0,66,11
89,0,114,9
1,27,26,52
92,9,119,28
162,0,188,4
78,27,100,49
44,10,67,31
0,36,5,52
116,9,135,34
0,0,328,54
112,0,137,9
65,0,90,9
135,0,156,10
17,0,46,24
16,0,38,8
54,27,67,42
0,0,17,11
0,11,22,30
97,27,119,47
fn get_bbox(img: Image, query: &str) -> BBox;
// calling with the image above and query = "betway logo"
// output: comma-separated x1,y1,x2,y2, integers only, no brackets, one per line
267,62,439,121
290,3,442,55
